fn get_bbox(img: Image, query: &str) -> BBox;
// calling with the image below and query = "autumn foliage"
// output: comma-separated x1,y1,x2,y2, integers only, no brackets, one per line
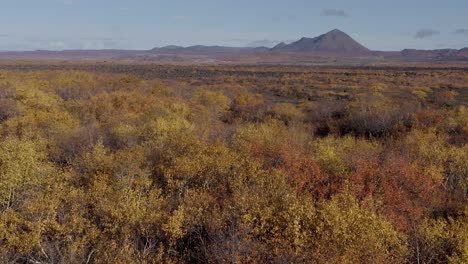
0,64,466,263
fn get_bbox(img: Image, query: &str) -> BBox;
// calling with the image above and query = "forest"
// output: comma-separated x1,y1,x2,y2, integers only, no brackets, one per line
0,63,466,263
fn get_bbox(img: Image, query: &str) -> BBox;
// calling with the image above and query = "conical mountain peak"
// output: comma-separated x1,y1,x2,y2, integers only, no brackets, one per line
272,29,370,54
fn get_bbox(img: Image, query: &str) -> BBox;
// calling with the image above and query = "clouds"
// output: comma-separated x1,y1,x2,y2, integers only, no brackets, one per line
247,39,281,47
454,29,468,35
47,41,65,49
413,28,468,39
225,37,295,48
321,9,348,17
414,29,439,39
0,34,133,51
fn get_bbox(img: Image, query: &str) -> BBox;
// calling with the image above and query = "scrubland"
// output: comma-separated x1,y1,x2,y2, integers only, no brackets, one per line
0,63,466,263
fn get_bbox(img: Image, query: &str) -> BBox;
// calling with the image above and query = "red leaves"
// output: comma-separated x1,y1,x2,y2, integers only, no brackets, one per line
278,145,323,196
413,109,445,129
350,155,444,230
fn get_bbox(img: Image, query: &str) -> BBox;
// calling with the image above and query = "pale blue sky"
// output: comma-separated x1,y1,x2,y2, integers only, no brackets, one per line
0,0,467,51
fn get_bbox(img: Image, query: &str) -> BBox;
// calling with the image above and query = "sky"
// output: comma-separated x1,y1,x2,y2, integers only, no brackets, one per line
0,0,467,51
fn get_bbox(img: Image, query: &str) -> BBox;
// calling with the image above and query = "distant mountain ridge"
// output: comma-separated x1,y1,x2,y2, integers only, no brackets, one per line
150,45,262,55
148,29,371,56
400,48,466,60
0,29,467,63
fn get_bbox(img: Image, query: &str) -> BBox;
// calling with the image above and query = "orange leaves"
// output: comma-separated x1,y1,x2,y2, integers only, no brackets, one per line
349,154,445,230
277,145,324,197
413,109,445,129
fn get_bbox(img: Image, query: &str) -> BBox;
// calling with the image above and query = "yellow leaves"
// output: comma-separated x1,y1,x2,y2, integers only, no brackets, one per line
71,144,168,261
446,145,468,198
1,110,80,141
272,102,305,123
192,87,230,112
164,190,217,241
236,170,295,247
232,92,264,109
76,141,114,176
223,91,267,123
190,88,231,134
0,138,48,210
314,140,348,177
411,87,432,101
403,128,468,189
404,129,449,181
417,207,468,263
151,81,174,97
138,101,194,145
15,85,63,113
412,89,429,100
1,86,81,145
449,106,468,134
0,66,466,262
111,123,139,142
288,200,317,252
0,209,42,254
0,139,78,261
167,101,190,117
439,90,459,105
312,135,382,178
145,115,194,142
315,191,408,263
163,140,241,199
405,129,447,160
233,119,308,155
370,82,387,97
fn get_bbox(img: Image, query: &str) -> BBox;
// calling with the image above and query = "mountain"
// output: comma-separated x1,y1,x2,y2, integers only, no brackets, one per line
458,48,468,57
401,49,458,59
147,29,371,56
151,45,184,53
150,45,257,55
399,48,468,61
273,42,287,49
0,29,467,63
271,29,370,54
